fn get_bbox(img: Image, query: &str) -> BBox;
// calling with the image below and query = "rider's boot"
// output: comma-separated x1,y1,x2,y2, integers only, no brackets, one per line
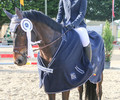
84,43,92,62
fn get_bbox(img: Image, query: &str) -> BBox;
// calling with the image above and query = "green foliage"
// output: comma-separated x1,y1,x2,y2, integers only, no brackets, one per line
102,21,114,62
0,0,59,28
47,0,59,18
1,0,120,28
86,0,120,22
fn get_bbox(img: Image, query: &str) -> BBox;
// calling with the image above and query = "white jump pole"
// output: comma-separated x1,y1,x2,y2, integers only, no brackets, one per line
0,62,14,65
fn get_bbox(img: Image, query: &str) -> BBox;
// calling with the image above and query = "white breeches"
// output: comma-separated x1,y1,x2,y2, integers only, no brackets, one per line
74,27,90,47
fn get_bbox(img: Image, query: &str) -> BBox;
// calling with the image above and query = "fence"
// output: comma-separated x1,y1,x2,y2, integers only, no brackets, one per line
87,25,103,35
0,45,39,65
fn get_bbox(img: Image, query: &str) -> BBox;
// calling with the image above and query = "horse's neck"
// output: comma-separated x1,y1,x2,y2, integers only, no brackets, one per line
35,22,61,65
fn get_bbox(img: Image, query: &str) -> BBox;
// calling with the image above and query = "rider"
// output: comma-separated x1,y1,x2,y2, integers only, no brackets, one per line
56,0,92,62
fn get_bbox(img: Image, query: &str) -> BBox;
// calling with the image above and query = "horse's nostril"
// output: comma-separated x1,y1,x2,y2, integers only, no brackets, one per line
14,61,17,64
15,59,22,64
18,59,22,64
14,57,27,66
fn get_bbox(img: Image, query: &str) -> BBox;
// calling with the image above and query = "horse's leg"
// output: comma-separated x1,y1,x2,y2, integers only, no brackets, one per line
48,94,55,100
85,81,97,100
78,85,83,100
62,91,70,100
96,73,103,100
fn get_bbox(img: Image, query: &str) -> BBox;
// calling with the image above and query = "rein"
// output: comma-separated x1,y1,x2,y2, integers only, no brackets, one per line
39,34,62,50
39,29,69,50
13,17,70,57
14,28,69,57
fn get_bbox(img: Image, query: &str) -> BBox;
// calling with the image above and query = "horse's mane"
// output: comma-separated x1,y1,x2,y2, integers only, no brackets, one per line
23,10,62,32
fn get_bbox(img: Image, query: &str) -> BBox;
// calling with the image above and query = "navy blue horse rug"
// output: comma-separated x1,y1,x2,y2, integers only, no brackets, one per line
37,29,105,94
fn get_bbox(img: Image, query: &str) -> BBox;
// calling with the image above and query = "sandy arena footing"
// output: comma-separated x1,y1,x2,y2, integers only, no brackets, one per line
0,46,120,100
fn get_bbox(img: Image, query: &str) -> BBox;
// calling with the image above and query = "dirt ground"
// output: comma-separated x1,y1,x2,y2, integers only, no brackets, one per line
0,46,120,100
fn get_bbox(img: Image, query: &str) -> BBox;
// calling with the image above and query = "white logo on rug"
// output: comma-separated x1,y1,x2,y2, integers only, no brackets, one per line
75,66,85,74
70,73,77,80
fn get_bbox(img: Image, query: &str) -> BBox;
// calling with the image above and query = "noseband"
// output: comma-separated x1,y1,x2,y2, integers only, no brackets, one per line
12,17,69,58
13,46,28,58
13,28,69,58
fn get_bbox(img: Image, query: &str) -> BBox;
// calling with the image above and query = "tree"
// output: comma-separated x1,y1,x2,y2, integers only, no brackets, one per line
86,0,120,22
1,0,120,28
102,20,114,62
0,0,59,29
47,0,59,18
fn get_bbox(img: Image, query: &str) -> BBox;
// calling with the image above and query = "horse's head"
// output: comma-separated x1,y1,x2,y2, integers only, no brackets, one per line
4,7,63,66
4,8,37,66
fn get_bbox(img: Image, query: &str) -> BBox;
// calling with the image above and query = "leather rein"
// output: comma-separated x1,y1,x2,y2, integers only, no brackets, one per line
14,26,69,57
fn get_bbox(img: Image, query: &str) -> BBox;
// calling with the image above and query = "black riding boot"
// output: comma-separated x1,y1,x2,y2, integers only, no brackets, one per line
84,43,92,62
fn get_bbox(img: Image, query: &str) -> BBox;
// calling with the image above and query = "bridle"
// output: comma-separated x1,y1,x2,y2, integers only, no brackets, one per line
13,29,62,58
13,18,69,58
13,46,27,58
13,28,69,58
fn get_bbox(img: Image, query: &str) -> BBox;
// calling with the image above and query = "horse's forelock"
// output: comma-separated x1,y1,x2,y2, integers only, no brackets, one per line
9,14,21,33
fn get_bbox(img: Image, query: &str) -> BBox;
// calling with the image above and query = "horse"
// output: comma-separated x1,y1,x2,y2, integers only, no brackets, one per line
4,7,104,100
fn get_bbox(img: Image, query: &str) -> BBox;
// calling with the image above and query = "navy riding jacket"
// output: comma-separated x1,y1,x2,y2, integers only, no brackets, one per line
56,0,87,28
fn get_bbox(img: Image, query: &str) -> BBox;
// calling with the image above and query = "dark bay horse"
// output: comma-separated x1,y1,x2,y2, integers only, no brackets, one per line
4,8,104,100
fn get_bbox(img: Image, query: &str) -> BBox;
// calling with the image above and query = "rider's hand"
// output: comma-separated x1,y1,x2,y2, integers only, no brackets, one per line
65,24,75,30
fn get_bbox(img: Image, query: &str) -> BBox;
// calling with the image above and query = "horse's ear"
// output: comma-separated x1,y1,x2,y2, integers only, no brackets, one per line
3,8,13,19
15,7,23,19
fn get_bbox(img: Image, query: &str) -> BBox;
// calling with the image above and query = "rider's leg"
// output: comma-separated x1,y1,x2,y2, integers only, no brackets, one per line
74,27,92,62
84,43,92,62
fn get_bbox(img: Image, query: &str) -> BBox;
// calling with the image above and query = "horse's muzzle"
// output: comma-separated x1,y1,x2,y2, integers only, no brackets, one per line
14,57,27,66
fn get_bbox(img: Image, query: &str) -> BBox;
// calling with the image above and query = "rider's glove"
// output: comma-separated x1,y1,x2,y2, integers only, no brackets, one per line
65,24,75,30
